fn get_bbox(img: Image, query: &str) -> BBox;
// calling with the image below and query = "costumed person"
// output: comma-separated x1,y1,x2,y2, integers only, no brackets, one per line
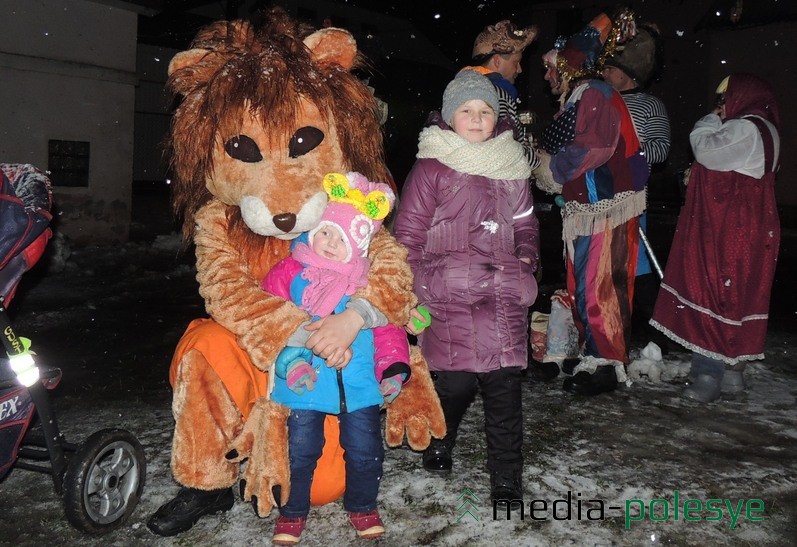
465,19,540,168
147,9,446,537
394,70,539,501
650,73,781,403
262,172,408,543
602,21,671,352
533,9,649,396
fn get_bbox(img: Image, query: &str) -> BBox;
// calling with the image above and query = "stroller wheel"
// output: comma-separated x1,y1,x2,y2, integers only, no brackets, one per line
63,428,146,534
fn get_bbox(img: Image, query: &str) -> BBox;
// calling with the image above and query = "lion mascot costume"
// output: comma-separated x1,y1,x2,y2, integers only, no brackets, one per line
147,9,446,537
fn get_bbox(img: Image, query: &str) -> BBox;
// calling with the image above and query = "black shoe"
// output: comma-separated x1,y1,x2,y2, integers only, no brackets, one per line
562,366,618,396
490,468,523,501
422,440,452,474
147,486,234,537
529,362,560,382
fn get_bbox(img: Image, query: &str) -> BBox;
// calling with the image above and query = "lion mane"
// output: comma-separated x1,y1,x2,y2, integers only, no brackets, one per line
166,7,389,250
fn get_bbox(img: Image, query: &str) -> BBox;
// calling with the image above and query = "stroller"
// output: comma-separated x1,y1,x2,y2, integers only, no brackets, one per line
0,163,146,534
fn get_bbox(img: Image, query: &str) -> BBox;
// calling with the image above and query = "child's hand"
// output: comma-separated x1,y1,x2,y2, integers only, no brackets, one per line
379,374,404,404
286,362,317,395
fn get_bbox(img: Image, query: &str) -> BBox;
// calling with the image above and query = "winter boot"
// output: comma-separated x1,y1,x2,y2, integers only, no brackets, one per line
490,467,523,501
348,510,385,539
683,374,722,403
721,365,747,394
562,366,618,396
272,515,307,545
147,486,234,537
561,358,580,375
529,361,560,382
684,354,725,402
422,438,453,474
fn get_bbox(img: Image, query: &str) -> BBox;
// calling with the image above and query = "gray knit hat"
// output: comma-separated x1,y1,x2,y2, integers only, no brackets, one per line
441,70,500,125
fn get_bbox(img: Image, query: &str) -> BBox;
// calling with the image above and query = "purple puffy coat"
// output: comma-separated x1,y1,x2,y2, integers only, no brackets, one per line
394,127,539,373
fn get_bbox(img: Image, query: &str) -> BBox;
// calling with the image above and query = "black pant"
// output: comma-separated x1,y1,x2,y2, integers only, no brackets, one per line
433,367,523,471
632,273,669,351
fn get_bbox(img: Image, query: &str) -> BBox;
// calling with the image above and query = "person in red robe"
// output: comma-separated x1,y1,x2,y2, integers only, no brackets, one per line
650,73,781,402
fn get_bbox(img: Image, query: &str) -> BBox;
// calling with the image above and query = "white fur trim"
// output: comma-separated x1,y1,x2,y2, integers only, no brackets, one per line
572,355,628,384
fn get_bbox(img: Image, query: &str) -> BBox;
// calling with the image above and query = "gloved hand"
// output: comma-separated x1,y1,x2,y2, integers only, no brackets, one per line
379,374,404,404
275,346,312,378
286,362,317,395
531,150,562,195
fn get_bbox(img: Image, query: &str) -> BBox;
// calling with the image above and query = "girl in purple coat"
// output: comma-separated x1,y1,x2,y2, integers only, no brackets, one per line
393,70,539,501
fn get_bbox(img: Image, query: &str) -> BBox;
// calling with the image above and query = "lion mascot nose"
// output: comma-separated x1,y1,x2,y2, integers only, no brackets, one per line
272,213,296,233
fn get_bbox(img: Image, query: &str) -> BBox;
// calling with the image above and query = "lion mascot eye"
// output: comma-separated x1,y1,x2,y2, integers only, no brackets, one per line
288,127,324,158
224,135,263,163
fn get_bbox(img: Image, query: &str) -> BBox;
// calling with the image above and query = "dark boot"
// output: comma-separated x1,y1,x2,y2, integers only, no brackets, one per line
562,365,618,396
528,361,560,382
422,438,453,474
147,486,234,537
561,358,580,375
490,467,523,501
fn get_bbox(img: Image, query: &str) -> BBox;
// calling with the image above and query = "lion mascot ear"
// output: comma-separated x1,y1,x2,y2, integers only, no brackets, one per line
168,48,209,77
303,28,357,70
167,27,356,81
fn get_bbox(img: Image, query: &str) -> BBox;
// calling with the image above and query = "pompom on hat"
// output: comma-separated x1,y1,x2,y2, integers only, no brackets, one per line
604,24,662,87
308,172,395,262
545,8,637,84
472,20,538,58
441,70,500,125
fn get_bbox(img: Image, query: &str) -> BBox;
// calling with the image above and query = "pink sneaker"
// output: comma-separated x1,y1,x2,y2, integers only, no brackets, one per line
348,510,385,539
273,515,307,545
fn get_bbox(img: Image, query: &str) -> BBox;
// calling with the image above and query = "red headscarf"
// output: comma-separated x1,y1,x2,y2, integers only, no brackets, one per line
725,73,781,131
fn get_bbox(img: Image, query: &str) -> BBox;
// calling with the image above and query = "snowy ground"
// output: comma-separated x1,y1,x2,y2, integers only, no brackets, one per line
1,234,796,546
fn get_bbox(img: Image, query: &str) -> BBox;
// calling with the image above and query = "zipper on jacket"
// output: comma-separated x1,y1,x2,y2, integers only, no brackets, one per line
337,369,347,413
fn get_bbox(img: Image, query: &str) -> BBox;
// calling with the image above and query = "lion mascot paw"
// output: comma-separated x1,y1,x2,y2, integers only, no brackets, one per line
225,397,290,516
386,346,446,449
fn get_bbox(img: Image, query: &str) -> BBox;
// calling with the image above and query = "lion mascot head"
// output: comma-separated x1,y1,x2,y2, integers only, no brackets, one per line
166,7,389,245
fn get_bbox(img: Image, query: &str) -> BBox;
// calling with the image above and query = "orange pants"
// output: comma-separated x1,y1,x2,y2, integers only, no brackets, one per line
170,318,346,505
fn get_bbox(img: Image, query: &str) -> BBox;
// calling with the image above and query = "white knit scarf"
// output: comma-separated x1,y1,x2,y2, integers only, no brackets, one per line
416,126,531,181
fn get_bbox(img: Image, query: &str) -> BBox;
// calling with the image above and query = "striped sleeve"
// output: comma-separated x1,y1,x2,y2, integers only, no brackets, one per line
623,92,671,166
494,85,541,171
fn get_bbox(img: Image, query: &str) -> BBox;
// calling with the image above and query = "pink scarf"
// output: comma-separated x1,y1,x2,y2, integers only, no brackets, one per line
291,242,370,318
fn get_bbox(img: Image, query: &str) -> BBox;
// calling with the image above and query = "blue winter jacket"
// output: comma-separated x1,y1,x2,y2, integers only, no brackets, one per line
268,255,383,415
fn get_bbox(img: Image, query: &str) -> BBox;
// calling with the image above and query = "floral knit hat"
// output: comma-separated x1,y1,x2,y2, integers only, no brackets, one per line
308,172,395,262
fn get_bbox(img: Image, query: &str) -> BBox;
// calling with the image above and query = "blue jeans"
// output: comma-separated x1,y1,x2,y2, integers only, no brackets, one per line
281,405,384,517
